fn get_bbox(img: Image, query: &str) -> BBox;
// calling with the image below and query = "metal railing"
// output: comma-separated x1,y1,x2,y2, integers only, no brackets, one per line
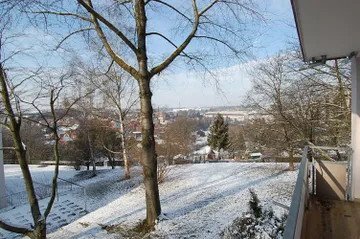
283,146,310,239
57,177,87,211
0,177,87,211
283,145,353,239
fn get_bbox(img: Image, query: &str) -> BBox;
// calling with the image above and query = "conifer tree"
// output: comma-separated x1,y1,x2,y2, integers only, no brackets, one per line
208,114,230,154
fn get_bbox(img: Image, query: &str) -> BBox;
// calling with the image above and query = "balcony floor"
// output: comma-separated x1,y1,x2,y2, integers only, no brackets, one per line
302,196,360,239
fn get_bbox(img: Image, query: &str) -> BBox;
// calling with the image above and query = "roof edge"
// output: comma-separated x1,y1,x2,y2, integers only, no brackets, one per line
290,0,308,62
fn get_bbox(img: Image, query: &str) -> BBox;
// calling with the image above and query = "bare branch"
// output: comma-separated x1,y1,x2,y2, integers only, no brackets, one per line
150,0,200,77
149,0,192,23
146,32,177,48
114,0,132,4
22,10,92,23
78,0,139,79
0,220,33,237
194,35,239,54
103,145,121,154
77,0,138,54
56,28,95,50
199,0,219,16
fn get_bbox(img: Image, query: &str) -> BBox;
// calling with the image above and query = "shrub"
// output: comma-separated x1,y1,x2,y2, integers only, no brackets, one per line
157,162,171,184
248,189,262,218
221,189,287,239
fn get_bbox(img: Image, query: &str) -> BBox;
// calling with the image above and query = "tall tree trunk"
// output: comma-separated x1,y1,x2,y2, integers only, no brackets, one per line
88,133,96,177
135,0,161,229
139,76,161,228
118,109,130,179
289,148,294,171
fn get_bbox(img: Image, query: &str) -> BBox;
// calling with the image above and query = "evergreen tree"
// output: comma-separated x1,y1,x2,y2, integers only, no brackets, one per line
208,114,230,153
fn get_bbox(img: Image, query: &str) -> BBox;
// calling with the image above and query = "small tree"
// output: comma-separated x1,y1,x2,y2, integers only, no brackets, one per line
208,114,229,158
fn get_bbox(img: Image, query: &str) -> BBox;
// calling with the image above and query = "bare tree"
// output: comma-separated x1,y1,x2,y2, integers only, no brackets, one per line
228,125,246,156
247,51,351,166
0,65,82,238
0,4,94,237
157,117,197,163
19,0,263,228
101,70,138,179
85,64,138,179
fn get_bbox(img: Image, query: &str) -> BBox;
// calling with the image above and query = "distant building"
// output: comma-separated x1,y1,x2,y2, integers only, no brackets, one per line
249,152,262,160
204,111,247,122
204,110,271,123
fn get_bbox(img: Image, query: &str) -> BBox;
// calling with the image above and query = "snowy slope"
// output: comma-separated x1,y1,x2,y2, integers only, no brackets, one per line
1,166,143,239
48,163,297,239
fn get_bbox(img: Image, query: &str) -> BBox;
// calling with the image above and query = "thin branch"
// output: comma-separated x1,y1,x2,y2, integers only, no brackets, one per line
150,0,192,23
114,0,132,4
146,32,200,60
79,0,139,79
194,35,239,54
146,32,177,48
150,0,201,77
77,0,138,54
103,145,121,154
199,0,219,16
22,10,92,23
56,28,95,50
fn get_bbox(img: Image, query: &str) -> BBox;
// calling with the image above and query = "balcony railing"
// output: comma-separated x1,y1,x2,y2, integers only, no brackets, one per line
283,145,352,239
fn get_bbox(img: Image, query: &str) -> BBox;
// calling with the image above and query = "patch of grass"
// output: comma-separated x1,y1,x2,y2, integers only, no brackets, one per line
79,222,90,228
100,220,154,239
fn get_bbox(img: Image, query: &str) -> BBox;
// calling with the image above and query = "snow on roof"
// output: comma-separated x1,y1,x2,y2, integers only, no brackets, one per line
173,154,186,159
205,111,247,116
193,145,212,155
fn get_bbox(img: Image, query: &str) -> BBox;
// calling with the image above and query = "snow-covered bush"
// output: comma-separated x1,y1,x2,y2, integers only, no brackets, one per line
221,189,287,239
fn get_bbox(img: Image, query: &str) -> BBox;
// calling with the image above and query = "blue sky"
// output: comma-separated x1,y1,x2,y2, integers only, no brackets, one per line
152,0,297,108
3,0,298,108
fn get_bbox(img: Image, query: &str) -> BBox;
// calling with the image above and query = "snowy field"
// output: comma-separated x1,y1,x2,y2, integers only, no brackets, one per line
0,163,298,238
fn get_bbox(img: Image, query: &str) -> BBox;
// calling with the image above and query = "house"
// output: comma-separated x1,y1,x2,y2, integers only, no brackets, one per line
173,154,190,164
249,152,262,161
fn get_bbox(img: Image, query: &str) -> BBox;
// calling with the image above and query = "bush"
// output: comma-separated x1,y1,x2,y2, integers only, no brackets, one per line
221,189,287,239
248,189,262,218
157,163,171,184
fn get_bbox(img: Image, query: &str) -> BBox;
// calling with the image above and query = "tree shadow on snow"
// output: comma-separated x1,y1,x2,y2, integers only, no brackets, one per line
164,169,289,219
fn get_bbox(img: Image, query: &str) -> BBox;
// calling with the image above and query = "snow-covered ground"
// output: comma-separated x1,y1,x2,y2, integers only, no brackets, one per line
0,163,297,238
1,165,143,239
40,163,298,239
4,165,79,195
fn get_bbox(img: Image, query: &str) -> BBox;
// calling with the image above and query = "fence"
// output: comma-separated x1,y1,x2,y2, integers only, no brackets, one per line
0,177,86,211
